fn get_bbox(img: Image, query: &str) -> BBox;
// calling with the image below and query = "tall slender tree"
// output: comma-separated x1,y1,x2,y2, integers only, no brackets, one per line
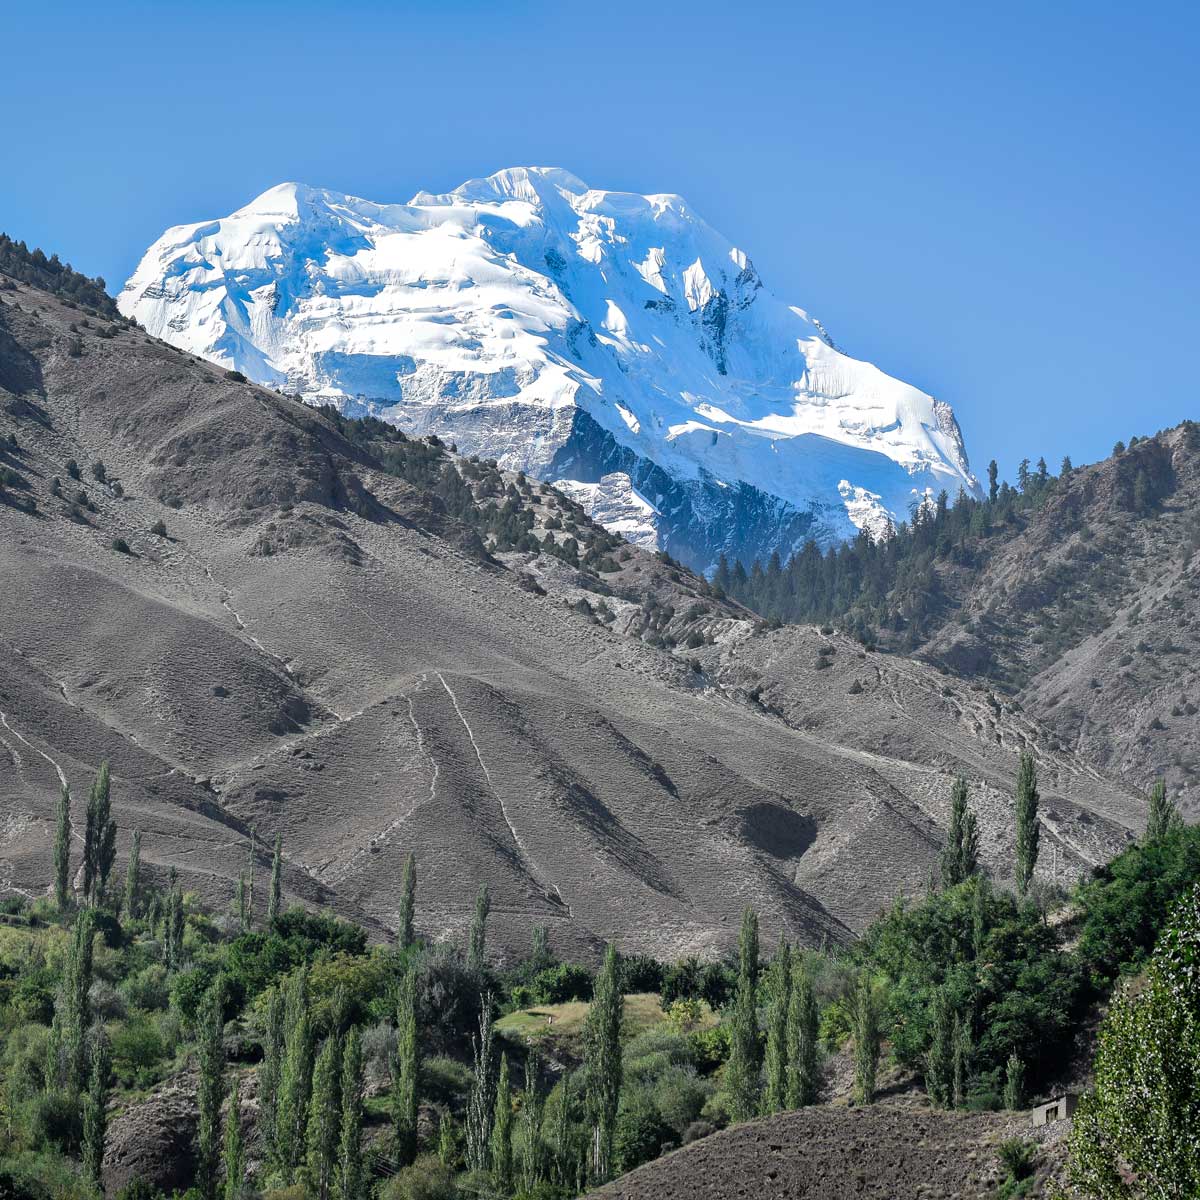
82,761,116,905
925,988,955,1107
277,967,315,1182
951,1012,971,1108
851,973,880,1105
491,1051,514,1193
725,907,762,1122
519,1048,546,1193
165,875,185,971
236,875,249,935
52,908,95,1092
123,828,142,920
1145,778,1181,842
337,1028,364,1200
259,985,285,1175
223,1077,245,1200
762,938,792,1114
987,459,999,504
1014,753,1040,896
940,776,980,887
1003,1052,1025,1111
468,882,490,972
466,998,497,1174
391,965,419,1168
397,852,417,951
584,943,622,1182
53,784,72,910
82,1029,110,1190
306,1036,342,1200
268,834,283,925
245,829,256,930
786,961,819,1108
197,978,227,1200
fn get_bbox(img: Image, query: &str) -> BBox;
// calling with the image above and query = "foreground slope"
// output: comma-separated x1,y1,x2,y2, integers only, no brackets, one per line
118,168,978,570
0,268,1140,955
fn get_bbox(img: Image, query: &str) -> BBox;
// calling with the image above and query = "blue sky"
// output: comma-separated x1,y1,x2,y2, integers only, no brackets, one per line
2,0,1196,482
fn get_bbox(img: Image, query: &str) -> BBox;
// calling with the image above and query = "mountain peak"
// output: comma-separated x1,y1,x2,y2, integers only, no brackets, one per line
119,169,978,569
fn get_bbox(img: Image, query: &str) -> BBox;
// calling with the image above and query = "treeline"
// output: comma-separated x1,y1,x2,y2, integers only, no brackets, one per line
715,428,1192,646
1,756,1197,1199
0,235,119,318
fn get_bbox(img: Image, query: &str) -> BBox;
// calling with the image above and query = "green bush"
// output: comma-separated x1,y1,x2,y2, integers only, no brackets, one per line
530,962,592,1004
614,1092,671,1174
121,963,170,1011
29,1090,83,1154
111,1014,169,1084
381,1154,459,1200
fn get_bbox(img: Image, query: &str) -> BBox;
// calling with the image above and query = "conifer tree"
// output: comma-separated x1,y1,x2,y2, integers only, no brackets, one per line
123,828,142,920
1003,1052,1026,1111
786,962,819,1108
851,973,880,1105
277,967,314,1182
197,978,227,1200
259,985,285,1175
725,907,762,1122
391,965,419,1168
53,783,71,910
940,776,980,886
468,882,490,972
337,1028,364,1200
1060,455,1073,476
165,875,185,971
81,760,116,905
466,998,497,1174
397,852,417,951
224,1077,244,1200
1145,778,1181,842
584,943,622,1181
987,459,999,504
268,834,283,925
762,938,792,1114
306,1036,341,1200
491,1051,514,1193
1014,752,1040,896
82,1029,110,1190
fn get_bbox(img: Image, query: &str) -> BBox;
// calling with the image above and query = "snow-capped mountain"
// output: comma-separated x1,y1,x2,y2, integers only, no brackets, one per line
119,167,978,568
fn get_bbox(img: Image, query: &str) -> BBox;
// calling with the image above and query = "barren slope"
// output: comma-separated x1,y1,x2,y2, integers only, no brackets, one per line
0,273,1144,957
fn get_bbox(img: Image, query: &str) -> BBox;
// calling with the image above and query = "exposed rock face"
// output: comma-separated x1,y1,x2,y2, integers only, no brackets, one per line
118,167,979,571
102,1076,198,1197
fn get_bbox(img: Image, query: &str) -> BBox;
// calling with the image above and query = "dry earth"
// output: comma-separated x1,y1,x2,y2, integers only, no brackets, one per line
0,276,1146,959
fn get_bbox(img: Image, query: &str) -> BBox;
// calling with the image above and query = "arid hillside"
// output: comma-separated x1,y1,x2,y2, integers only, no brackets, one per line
0,269,1145,958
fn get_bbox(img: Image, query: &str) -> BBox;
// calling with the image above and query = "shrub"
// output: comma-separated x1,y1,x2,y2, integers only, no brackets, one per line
530,962,592,1004
381,1153,459,1200
150,518,167,537
29,1090,83,1153
111,537,131,554
649,1065,710,1134
614,1091,671,1174
421,1054,473,1105
121,963,170,1012
225,369,248,383
620,954,664,994
111,1015,168,1084
90,461,106,483
65,459,81,480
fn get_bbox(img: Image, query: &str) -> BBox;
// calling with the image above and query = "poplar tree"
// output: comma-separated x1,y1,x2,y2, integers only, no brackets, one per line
466,998,497,1174
277,967,314,1182
951,1012,971,1108
82,1029,110,1190
519,1049,546,1192
197,978,227,1200
306,1036,341,1200
786,961,819,1108
164,875,185,971
851,973,880,1105
1145,778,1181,842
491,1051,514,1193
584,943,622,1181
123,828,142,920
236,875,248,934
397,852,416,951
940,776,980,887
337,1028,364,1200
391,965,419,1168
223,1077,244,1200
268,834,283,924
725,907,762,1122
259,986,285,1174
52,908,94,1092
1003,1052,1026,1111
1014,753,1040,896
925,989,955,1107
53,783,72,910
82,760,116,905
245,830,256,929
762,938,792,1114
468,882,490,972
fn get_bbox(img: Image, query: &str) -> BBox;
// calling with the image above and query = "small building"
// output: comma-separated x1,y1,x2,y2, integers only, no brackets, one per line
1031,1093,1079,1126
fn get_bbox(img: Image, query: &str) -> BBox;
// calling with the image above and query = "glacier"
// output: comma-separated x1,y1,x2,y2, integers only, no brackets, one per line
119,166,979,569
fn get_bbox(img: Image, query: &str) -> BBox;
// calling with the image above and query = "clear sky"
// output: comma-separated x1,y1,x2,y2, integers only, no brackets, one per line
2,0,1196,483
